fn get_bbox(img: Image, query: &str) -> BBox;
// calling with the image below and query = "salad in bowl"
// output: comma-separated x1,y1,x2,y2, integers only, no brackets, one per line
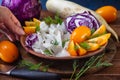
20,11,110,60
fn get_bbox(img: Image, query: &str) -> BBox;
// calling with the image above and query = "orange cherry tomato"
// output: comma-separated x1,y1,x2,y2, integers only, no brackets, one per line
96,6,117,23
23,26,36,35
70,26,91,43
67,40,77,56
0,40,19,63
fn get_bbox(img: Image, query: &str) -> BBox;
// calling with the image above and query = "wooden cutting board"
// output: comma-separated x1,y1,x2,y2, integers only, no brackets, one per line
0,10,120,80
19,10,117,78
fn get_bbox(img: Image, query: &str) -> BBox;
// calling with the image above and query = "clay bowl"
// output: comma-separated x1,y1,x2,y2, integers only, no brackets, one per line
20,35,107,60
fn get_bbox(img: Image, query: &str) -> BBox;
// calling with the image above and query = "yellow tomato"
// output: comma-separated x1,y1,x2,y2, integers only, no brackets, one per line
96,6,117,23
23,26,36,35
87,43,100,51
67,40,77,56
25,21,36,26
0,40,19,63
75,43,87,56
91,24,106,37
70,26,91,43
88,33,111,46
33,18,40,26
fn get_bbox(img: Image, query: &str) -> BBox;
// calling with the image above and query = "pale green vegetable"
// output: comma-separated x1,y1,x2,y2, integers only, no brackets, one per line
46,0,119,42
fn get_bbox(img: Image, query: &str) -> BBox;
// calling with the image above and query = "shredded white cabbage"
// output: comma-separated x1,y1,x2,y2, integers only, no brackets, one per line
32,21,70,57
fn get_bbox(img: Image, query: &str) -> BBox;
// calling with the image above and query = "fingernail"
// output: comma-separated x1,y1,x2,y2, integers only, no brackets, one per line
19,29,25,35
17,22,22,27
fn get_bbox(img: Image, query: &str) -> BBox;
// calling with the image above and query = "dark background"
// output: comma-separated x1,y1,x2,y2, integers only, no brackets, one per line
0,0,120,10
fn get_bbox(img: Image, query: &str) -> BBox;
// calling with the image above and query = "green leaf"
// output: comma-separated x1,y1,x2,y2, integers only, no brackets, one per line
62,39,69,47
18,60,42,70
51,39,59,45
36,26,40,32
80,42,91,50
43,14,63,25
91,28,95,34
29,63,42,70
18,60,49,71
43,49,53,56
19,60,33,67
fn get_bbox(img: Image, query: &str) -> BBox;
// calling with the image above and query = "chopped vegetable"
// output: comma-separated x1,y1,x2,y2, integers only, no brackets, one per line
87,43,100,51
23,26,36,34
87,33,111,46
25,21,36,26
67,40,77,56
70,26,91,43
23,18,40,34
76,43,87,56
65,11,100,33
91,24,106,37
25,33,38,48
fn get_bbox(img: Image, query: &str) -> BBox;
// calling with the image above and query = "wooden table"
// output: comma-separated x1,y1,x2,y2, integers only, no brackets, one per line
0,11,120,80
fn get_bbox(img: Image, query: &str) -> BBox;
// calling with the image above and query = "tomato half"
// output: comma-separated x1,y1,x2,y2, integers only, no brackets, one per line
70,26,91,43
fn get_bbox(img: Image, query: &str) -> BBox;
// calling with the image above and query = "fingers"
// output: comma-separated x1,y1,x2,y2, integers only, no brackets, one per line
4,10,25,36
0,6,24,41
11,13,22,27
0,23,16,41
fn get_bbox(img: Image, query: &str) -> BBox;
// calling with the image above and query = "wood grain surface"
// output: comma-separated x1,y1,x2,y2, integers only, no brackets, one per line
0,10,120,80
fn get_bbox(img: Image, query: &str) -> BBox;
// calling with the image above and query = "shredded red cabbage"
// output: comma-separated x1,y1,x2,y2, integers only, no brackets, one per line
25,33,38,48
65,11,101,33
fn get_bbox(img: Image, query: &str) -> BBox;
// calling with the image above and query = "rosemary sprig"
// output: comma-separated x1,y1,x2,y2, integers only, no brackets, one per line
70,60,79,80
75,56,97,80
70,54,113,80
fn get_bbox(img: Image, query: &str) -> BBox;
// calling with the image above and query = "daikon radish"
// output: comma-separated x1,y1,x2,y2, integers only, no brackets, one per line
46,0,119,42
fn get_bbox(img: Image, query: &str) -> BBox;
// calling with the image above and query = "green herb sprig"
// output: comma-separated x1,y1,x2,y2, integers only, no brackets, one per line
18,60,49,71
70,60,79,80
44,14,63,25
70,54,113,80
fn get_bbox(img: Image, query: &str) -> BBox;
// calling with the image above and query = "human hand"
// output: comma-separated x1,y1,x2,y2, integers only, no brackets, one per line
0,6,25,41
